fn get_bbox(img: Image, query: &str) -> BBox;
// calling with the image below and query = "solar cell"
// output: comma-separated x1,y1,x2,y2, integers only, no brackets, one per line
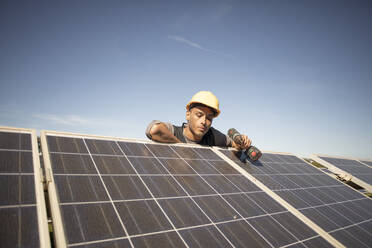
218,149,372,248
311,155,372,193
41,131,335,247
0,127,50,248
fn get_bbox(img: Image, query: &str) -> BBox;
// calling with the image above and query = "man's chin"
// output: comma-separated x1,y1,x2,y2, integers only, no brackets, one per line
193,131,204,139
190,127,208,140
197,130,208,138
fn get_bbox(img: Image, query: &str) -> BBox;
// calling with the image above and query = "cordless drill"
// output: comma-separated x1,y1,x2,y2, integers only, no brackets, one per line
227,128,262,161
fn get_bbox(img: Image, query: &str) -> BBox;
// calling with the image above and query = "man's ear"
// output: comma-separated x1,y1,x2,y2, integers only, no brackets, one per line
186,110,190,122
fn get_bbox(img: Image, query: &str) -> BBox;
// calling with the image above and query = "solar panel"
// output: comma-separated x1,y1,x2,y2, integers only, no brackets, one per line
41,131,337,248
0,127,50,248
311,155,372,193
218,149,372,248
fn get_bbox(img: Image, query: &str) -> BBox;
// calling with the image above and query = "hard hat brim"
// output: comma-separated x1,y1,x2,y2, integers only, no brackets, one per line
186,102,220,117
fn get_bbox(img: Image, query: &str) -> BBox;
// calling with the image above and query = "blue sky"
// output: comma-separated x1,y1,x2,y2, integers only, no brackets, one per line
1,0,371,159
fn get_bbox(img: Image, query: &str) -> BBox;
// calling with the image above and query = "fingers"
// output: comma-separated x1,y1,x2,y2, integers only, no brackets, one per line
241,135,251,149
233,135,252,150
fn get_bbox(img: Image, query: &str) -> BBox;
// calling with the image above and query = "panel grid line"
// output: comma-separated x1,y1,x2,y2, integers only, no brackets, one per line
58,189,266,206
0,148,32,152
279,235,322,248
49,150,223,161
328,219,372,234
272,184,348,192
0,204,37,209
52,173,237,176
297,197,367,211
69,236,129,247
0,172,35,176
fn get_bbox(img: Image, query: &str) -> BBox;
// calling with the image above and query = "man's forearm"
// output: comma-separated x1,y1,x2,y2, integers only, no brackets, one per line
150,123,181,143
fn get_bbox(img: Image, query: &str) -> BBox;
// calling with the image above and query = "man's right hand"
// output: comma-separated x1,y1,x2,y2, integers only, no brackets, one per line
149,123,182,143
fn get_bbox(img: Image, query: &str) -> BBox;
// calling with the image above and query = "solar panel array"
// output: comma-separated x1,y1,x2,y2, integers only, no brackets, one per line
41,132,338,248
311,155,372,193
0,127,50,248
220,150,372,248
2,127,370,247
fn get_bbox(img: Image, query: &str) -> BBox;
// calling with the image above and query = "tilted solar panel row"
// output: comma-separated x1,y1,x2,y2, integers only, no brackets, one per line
311,155,372,194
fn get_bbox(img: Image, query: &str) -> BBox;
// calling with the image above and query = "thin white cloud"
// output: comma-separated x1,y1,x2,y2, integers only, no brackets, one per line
167,35,234,59
33,114,88,125
33,114,121,127
168,35,209,51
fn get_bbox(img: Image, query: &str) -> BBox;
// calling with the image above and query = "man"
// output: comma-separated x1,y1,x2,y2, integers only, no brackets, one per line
146,91,252,150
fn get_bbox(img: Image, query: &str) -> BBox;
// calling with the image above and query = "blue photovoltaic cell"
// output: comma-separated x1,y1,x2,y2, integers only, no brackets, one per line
44,134,332,248
220,149,372,248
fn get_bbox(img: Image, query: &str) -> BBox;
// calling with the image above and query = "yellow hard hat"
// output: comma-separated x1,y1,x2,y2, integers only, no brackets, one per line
186,91,220,117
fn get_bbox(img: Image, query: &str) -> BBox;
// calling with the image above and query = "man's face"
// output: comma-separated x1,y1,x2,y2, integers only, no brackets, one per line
186,105,215,139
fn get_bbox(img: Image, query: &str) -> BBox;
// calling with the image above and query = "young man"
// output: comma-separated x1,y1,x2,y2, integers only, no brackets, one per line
146,91,252,150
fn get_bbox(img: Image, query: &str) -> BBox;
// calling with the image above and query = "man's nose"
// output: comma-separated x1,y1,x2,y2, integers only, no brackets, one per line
200,116,206,125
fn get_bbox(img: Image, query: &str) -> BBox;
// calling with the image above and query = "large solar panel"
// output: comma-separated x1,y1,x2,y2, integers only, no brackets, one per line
41,131,338,248
0,126,50,248
311,155,372,193
218,149,372,248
